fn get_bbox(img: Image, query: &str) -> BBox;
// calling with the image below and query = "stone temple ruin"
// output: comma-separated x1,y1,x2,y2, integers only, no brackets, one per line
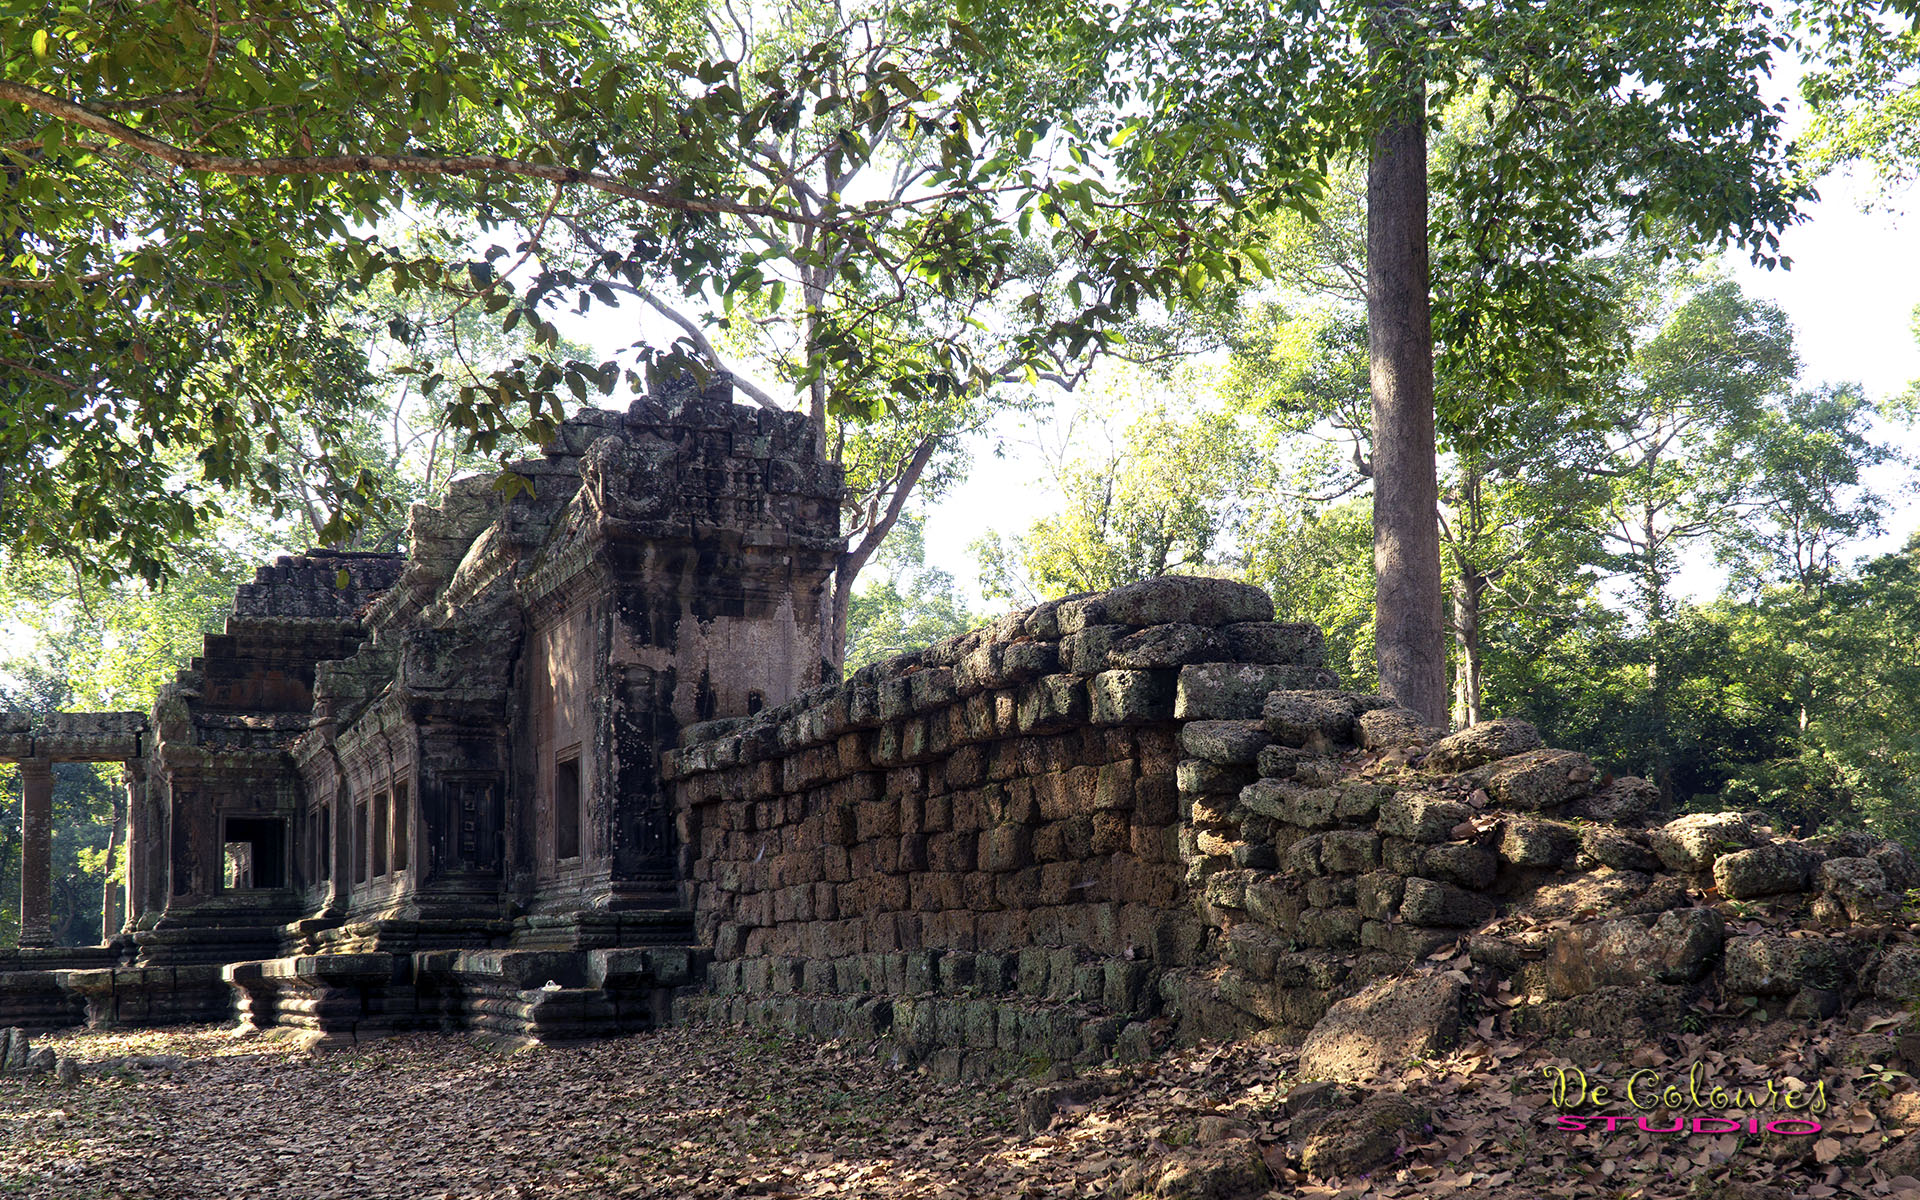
5,378,1920,1081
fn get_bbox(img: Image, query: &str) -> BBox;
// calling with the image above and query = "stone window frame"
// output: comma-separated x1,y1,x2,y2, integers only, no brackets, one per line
218,813,289,892
313,804,331,884
552,746,584,864
370,788,390,878
390,776,411,875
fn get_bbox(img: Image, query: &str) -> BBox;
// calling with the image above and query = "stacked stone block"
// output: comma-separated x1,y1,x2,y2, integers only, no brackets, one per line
1178,691,1920,1042
665,576,1332,1072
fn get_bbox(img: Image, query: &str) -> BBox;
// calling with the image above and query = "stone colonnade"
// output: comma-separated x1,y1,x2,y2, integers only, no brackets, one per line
2,713,147,950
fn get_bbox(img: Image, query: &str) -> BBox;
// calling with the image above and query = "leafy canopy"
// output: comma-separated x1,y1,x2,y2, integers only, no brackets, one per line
1,0,1255,585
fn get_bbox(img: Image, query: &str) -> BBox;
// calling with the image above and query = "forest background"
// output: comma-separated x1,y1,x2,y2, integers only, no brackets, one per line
3,0,1919,947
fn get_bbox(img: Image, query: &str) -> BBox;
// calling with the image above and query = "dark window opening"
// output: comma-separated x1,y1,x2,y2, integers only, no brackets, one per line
317,808,331,882
747,690,765,715
392,781,410,872
354,804,368,884
555,755,582,860
372,791,389,876
223,817,286,890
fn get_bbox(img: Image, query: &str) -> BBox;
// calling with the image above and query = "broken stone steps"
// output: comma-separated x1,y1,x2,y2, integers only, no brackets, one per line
508,908,696,950
226,944,706,1047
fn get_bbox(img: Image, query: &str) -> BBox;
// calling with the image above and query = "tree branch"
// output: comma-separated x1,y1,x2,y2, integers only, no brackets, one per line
843,433,941,582
0,80,825,227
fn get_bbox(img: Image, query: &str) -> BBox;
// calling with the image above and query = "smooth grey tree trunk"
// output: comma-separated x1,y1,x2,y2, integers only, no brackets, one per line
1367,67,1448,727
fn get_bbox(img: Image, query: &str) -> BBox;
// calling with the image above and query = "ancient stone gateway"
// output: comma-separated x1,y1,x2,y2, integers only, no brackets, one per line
7,377,1919,1074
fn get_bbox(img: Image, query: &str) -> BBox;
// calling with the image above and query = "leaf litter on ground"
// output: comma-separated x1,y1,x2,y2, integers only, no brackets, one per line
2,1003,1920,1200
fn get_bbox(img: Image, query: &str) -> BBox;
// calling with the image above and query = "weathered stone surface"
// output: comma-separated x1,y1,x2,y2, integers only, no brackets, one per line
1098,575,1275,628
1723,934,1867,996
1355,872,1406,921
1298,1093,1429,1179
1464,932,1546,974
1579,826,1661,872
1523,870,1655,920
1298,973,1464,1083
1304,873,1356,912
1482,749,1596,811
1177,664,1339,721
1424,718,1544,773
1384,841,1498,890
1150,1141,1270,1199
1332,784,1389,822
1245,876,1307,929
1507,983,1692,1042
1498,818,1578,868
1295,907,1364,949
1217,622,1324,667
1873,843,1916,892
1054,594,1109,635
1240,780,1338,830
956,641,1060,694
1563,775,1662,823
1262,691,1366,749
1713,841,1820,899
1286,833,1329,876
1319,831,1382,874
1651,812,1769,872
1017,674,1089,732
1360,922,1460,960
1177,759,1256,796
1543,908,1723,997
0,1026,28,1071
1178,721,1270,766
1820,856,1897,922
1253,744,1304,780
1399,878,1495,928
1873,945,1920,1000
1376,793,1472,843
1107,624,1224,669
1086,668,1177,726
1057,626,1126,675
1356,706,1441,751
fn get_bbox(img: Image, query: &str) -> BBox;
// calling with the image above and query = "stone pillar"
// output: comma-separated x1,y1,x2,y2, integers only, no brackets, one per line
19,758,53,948
106,762,143,938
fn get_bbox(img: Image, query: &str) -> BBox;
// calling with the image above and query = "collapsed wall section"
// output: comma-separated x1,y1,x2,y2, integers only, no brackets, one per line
664,576,1336,1073
666,573,1920,1080
1175,694,1920,1079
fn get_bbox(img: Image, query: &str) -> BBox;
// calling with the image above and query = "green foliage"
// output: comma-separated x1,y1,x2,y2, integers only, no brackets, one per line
1110,0,1808,392
1,0,1263,590
1799,1,1920,190
1244,498,1379,690
843,514,976,671
1713,541,1920,841
1716,383,1904,595
972,385,1264,605
1482,540,1920,844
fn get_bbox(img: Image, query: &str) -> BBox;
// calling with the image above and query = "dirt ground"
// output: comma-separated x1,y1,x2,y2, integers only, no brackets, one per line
4,1014,1920,1200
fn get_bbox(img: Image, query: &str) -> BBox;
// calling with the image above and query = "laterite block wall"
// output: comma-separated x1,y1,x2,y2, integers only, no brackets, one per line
665,577,1333,1073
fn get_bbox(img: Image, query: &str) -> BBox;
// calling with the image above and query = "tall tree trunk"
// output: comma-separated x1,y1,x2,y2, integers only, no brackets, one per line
1641,501,1672,798
1366,22,1447,726
821,434,942,678
1450,568,1484,728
